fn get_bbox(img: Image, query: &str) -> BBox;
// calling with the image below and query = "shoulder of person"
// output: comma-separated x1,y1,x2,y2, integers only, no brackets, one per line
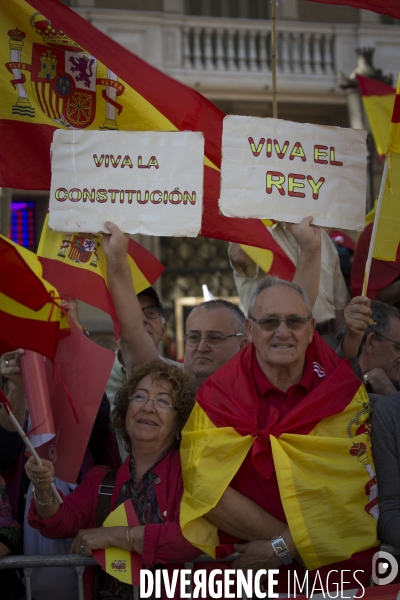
371,392,400,421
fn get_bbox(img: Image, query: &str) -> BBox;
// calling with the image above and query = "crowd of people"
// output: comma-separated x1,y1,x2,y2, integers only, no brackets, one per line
1,215,400,599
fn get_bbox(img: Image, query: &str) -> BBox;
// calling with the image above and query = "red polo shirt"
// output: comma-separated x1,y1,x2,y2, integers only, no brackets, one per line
253,348,326,428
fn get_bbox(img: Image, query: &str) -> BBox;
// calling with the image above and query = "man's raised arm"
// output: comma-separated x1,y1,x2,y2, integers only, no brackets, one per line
103,221,159,373
287,216,321,308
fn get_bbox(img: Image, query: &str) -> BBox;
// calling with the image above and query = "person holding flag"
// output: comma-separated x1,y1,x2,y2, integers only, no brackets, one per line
25,360,200,598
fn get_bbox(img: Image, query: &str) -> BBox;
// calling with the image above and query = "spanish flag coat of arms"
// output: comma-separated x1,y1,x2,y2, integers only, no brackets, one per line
180,335,379,573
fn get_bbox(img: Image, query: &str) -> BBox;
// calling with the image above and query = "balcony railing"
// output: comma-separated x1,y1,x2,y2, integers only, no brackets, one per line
76,9,400,98
182,21,335,75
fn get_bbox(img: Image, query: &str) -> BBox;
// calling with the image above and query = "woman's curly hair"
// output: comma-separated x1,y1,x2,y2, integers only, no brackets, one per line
111,359,195,452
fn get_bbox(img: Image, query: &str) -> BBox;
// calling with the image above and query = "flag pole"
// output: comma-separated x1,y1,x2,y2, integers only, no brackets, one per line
362,156,389,296
0,391,63,504
271,0,278,118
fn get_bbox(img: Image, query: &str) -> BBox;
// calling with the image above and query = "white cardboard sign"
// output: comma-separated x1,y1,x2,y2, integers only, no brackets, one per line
49,130,204,237
219,116,367,231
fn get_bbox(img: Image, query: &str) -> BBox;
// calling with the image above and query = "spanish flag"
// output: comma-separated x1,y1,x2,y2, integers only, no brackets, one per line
356,74,396,161
303,0,400,19
93,499,141,586
37,215,164,336
180,337,378,574
0,234,69,359
1,0,274,251
371,75,400,262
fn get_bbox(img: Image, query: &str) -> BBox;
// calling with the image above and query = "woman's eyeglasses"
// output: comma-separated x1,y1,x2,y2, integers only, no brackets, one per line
129,393,175,412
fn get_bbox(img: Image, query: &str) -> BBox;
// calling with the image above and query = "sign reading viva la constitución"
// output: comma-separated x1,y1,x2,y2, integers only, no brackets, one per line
219,115,367,232
49,130,205,237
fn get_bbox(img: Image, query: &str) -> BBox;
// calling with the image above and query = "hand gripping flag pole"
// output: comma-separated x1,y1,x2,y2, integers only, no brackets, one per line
0,388,63,504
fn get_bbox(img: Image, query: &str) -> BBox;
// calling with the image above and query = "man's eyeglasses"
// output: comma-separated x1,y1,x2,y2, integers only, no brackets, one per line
141,305,163,320
249,315,312,331
129,393,175,412
375,332,400,351
184,332,244,348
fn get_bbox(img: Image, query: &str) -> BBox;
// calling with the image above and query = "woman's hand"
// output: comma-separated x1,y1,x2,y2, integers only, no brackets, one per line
70,527,112,556
70,525,145,556
25,456,55,491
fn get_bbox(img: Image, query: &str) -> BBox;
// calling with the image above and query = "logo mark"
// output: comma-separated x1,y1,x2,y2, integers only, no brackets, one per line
372,550,398,585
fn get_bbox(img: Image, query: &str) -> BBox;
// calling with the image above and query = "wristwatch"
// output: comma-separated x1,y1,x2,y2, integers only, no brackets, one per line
270,535,293,565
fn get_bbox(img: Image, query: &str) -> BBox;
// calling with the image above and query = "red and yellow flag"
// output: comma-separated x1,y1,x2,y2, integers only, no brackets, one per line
0,234,69,359
303,0,400,19
356,74,396,161
371,75,400,261
93,499,141,585
1,0,274,251
240,220,296,280
37,215,164,336
180,338,378,571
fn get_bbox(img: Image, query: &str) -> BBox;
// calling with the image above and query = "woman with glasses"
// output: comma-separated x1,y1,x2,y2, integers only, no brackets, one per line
25,360,200,599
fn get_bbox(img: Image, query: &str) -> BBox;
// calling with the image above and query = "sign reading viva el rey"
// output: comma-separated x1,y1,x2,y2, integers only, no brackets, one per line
49,130,205,237
219,116,367,232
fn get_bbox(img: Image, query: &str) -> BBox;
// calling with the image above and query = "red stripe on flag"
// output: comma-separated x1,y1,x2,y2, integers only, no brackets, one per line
391,93,400,124
0,119,54,190
39,256,118,327
127,239,165,283
356,74,396,98
302,0,400,19
0,309,60,359
0,238,50,310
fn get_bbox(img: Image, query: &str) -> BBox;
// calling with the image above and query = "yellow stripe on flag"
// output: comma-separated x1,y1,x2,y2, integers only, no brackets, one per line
239,244,274,274
362,94,395,158
0,291,67,325
101,503,133,585
180,402,254,557
372,153,400,261
272,385,378,570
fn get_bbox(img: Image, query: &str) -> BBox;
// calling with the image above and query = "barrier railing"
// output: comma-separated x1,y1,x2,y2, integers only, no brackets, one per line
2,547,399,599
0,552,240,600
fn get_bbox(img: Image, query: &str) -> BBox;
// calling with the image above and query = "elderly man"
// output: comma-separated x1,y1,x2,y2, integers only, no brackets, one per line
104,217,321,390
180,277,377,595
338,297,400,395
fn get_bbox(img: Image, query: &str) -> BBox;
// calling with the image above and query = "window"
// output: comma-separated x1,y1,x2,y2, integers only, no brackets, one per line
9,201,36,249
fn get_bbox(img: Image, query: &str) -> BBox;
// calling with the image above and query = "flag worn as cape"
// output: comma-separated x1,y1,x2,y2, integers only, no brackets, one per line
372,75,400,262
0,234,69,359
1,0,275,251
303,0,400,19
356,74,396,161
180,336,378,571
93,499,141,585
37,214,164,336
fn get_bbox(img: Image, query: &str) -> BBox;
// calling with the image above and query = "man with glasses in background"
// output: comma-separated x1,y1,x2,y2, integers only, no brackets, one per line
338,297,400,395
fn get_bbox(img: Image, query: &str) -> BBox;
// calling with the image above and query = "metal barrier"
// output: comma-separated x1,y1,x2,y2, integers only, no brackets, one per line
2,548,399,599
0,552,240,600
